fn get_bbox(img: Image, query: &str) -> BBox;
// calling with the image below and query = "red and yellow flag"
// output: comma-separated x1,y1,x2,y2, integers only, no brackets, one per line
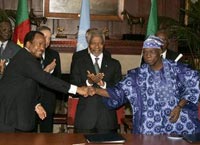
13,0,30,47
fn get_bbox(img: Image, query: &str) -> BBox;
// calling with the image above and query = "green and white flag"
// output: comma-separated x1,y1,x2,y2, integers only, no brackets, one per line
146,0,158,37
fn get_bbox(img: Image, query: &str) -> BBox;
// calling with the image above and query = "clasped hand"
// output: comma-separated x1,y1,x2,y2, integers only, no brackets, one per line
76,71,104,97
77,86,96,97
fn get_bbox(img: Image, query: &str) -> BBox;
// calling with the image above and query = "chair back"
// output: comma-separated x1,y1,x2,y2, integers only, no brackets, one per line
116,106,125,124
67,97,79,126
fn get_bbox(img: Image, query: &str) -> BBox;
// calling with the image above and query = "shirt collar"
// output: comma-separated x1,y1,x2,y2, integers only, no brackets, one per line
42,52,45,60
24,47,30,52
0,40,8,50
162,49,167,59
90,52,103,67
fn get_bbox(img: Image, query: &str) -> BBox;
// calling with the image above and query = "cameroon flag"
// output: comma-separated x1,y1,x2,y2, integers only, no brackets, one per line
13,0,30,47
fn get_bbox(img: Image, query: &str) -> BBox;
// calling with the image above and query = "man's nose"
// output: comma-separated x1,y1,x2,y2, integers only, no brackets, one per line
40,46,45,51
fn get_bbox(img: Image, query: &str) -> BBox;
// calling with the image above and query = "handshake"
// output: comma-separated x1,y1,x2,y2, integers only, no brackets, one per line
77,86,97,97
76,71,106,97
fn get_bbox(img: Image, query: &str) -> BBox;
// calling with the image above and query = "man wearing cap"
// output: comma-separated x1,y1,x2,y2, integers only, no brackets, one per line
88,35,200,135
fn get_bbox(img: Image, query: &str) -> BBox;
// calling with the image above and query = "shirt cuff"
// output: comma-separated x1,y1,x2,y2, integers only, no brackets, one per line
68,84,77,94
86,79,93,86
35,103,41,111
100,81,107,89
50,69,54,74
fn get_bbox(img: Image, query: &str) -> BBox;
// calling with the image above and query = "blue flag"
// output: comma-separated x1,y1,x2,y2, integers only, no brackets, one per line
76,0,90,51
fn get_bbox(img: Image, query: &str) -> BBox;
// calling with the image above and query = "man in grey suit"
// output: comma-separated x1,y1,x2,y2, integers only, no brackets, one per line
0,19,21,78
0,31,88,132
70,29,122,133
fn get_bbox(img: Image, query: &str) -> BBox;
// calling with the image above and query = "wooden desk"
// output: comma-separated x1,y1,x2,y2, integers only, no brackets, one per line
0,133,198,145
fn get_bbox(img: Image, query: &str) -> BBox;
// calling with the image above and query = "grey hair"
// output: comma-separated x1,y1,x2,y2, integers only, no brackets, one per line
86,29,105,44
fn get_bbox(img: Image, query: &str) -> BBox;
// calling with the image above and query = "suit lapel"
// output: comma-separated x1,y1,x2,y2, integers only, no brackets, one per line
100,55,109,74
2,41,11,57
43,50,54,67
84,52,96,74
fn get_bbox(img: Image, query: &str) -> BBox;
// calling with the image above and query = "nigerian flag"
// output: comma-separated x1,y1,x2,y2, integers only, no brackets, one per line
13,0,30,47
146,0,158,37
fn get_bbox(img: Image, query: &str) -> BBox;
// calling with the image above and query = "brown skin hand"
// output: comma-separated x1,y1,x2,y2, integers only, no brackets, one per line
169,99,188,123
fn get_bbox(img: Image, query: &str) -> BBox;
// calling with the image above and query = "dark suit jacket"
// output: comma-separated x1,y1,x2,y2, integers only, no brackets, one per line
0,48,70,132
39,48,61,114
165,49,180,60
70,49,122,130
0,40,21,60
0,40,21,78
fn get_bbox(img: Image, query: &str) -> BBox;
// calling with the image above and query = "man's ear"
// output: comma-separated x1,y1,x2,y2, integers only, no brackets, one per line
26,41,31,49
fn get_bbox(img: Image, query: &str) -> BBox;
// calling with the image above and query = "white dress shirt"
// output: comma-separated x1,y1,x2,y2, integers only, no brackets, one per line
86,53,106,89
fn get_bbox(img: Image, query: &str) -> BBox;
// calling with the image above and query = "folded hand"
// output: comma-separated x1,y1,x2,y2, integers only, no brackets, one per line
87,70,104,84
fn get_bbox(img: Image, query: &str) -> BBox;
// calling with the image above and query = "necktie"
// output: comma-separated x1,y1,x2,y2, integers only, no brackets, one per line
41,57,44,69
0,43,4,57
94,57,100,74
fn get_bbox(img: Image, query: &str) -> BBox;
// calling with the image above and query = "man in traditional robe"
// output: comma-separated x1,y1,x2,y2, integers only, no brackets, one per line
89,35,200,135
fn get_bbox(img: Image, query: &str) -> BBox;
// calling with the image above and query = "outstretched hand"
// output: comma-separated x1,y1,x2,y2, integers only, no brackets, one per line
77,86,97,97
88,86,96,96
77,86,89,97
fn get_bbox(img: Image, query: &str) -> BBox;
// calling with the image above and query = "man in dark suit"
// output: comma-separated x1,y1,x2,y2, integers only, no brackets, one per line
0,31,88,132
156,30,183,62
0,19,21,78
35,26,62,132
70,29,122,133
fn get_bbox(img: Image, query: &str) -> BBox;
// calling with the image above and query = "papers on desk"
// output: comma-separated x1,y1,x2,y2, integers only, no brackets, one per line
167,135,183,140
183,133,200,143
84,133,126,144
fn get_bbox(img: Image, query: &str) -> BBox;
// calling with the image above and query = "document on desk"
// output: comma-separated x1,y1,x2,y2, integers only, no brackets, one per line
183,133,200,143
84,133,126,144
